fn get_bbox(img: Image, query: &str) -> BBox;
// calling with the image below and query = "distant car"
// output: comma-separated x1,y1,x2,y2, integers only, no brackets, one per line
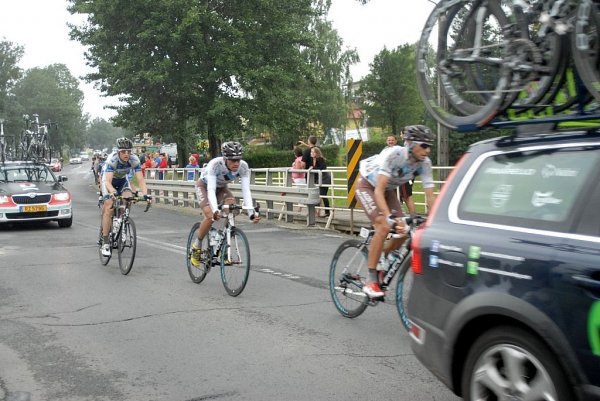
69,156,82,165
80,152,90,161
0,161,73,227
408,127,600,401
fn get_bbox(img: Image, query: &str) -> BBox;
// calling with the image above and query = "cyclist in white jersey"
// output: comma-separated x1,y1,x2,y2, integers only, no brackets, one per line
355,125,437,298
190,141,260,267
100,137,152,256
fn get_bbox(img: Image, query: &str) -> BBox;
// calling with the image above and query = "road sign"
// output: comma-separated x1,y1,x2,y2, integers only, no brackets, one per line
346,139,362,208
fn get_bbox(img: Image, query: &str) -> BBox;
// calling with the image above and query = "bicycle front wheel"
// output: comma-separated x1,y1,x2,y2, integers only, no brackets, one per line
329,239,369,318
186,222,211,284
395,254,414,331
220,227,250,297
118,217,137,275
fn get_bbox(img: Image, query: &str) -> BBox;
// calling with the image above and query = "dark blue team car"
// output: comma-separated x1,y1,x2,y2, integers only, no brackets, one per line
408,127,600,401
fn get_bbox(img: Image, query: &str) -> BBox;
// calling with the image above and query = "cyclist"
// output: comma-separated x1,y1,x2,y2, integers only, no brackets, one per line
100,137,152,256
190,141,260,267
355,125,437,298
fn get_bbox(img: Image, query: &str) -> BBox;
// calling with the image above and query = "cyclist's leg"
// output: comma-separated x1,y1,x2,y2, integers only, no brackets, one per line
195,181,216,242
354,177,390,297
383,191,406,255
100,179,114,239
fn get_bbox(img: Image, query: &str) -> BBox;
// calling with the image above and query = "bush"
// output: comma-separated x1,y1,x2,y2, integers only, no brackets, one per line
244,144,340,168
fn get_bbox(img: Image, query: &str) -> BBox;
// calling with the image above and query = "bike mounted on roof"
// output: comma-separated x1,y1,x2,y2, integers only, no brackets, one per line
417,0,600,132
18,114,58,162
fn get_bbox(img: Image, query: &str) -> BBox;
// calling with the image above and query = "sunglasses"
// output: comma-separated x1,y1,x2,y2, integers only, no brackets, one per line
119,149,132,154
417,142,432,150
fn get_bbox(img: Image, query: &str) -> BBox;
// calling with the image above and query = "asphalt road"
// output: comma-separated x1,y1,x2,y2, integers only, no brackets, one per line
0,163,460,401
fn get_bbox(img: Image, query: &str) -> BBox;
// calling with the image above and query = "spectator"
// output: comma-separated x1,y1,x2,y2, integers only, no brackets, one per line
386,134,398,147
186,156,198,181
158,153,168,180
291,147,306,185
298,135,317,175
310,146,331,217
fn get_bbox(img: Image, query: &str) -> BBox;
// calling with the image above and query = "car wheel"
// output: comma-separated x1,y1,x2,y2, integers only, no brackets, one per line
462,326,573,401
58,216,73,228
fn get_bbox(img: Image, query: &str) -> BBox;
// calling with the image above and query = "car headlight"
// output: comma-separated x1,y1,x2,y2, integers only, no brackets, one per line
0,195,12,205
54,192,71,201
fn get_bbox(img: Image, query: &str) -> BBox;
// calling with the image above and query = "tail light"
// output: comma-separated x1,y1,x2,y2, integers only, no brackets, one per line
411,227,424,274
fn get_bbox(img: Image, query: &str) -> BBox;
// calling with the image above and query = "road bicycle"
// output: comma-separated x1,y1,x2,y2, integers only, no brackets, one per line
98,194,152,275
18,114,56,162
329,215,426,330
416,0,600,130
186,203,260,297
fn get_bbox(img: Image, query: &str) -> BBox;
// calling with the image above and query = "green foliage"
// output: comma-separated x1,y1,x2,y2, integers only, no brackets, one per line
243,143,340,168
0,40,24,116
87,118,131,150
359,44,425,135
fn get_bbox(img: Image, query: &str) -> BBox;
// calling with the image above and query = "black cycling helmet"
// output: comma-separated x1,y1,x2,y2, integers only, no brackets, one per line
403,125,435,144
221,141,243,160
116,137,133,150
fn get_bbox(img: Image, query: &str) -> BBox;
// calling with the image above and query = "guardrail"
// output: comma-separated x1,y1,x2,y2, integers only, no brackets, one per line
143,165,453,233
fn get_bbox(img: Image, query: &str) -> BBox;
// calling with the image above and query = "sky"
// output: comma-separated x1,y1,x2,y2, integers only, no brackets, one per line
0,0,435,121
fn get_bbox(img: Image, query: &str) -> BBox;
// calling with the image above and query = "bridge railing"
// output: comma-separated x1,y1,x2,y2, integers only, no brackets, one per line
143,166,453,232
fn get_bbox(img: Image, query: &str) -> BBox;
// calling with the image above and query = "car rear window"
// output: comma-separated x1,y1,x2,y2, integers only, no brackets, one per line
458,146,599,231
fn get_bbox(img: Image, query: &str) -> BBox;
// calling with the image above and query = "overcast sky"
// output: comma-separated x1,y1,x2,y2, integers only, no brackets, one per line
0,0,435,121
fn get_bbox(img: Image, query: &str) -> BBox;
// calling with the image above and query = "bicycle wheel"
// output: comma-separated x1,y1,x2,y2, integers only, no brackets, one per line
186,222,210,284
98,227,111,265
395,254,414,331
118,217,137,275
220,227,250,297
573,0,600,102
417,0,515,130
329,239,369,318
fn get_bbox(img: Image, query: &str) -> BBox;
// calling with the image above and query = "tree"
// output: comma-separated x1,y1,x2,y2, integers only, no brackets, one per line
68,0,354,157
11,64,87,150
87,117,130,151
0,39,24,117
359,44,425,136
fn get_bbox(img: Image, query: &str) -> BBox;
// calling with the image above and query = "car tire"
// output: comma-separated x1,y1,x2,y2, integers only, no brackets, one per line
461,326,574,401
58,216,73,228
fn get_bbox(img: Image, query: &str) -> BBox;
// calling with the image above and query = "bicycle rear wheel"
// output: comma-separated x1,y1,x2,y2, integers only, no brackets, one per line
329,239,369,318
220,227,250,297
118,217,137,275
395,254,414,331
98,227,111,265
573,0,600,102
186,222,210,284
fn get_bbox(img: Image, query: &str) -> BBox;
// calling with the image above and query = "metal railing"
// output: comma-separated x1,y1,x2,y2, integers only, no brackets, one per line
143,165,453,232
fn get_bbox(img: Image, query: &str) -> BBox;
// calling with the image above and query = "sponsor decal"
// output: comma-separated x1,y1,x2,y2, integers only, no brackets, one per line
485,163,536,176
431,240,439,253
589,301,600,356
540,164,579,179
467,261,478,275
491,184,513,208
531,191,562,207
429,254,438,268
468,246,481,260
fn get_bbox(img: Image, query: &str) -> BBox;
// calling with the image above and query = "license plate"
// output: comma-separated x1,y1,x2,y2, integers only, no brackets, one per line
22,205,48,213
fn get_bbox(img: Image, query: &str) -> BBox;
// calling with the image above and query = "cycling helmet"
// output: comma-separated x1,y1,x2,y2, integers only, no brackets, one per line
116,137,133,150
403,125,435,144
221,141,244,160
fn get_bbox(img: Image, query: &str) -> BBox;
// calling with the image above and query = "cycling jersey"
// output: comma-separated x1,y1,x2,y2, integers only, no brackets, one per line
102,152,141,180
359,145,434,190
199,157,254,215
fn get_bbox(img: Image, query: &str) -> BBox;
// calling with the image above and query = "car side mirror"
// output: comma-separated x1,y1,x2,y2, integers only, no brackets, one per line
58,175,68,182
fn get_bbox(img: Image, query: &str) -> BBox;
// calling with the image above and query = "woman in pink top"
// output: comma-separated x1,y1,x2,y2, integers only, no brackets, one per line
291,147,306,185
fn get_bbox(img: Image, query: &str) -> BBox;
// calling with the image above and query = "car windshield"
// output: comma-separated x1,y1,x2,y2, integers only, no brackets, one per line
0,165,56,183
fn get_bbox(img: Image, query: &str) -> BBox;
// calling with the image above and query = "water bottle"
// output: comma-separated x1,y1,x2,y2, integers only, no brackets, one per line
209,228,220,247
112,217,121,234
387,250,400,267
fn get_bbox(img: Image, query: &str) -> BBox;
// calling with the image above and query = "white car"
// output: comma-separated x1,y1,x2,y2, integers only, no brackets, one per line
80,153,90,161
69,156,82,165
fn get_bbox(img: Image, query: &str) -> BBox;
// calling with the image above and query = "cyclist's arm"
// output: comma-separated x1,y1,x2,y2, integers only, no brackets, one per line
103,171,116,195
206,174,219,214
240,175,254,217
134,170,149,196
424,187,436,214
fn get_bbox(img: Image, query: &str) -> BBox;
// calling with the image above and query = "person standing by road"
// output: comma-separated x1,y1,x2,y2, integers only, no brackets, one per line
310,146,331,218
190,141,260,267
298,135,317,175
355,125,437,298
291,147,306,185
